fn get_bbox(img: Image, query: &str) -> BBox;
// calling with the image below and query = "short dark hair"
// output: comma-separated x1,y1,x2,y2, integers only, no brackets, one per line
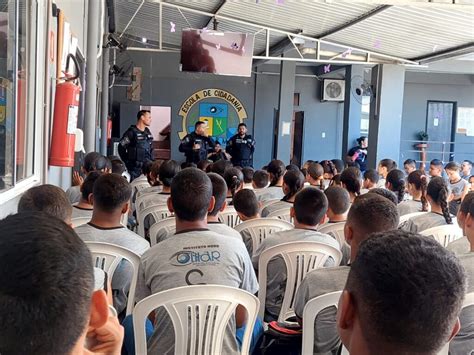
224,167,244,198
460,192,474,214
324,186,350,215
171,168,212,221
403,159,416,167
293,187,328,226
83,152,108,173
233,189,259,218
363,169,379,184
159,160,181,187
340,167,361,196
137,109,150,121
110,159,126,175
253,170,269,188
307,162,324,181
210,159,232,177
430,158,443,167
346,230,466,353
142,160,153,176
331,159,345,175
463,160,473,166
348,193,399,236
197,160,211,172
81,171,103,201
386,169,406,203
18,185,72,222
286,164,300,173
367,188,398,205
379,158,397,171
242,167,255,184
195,120,205,129
181,162,197,169
238,123,247,128
207,173,228,216
445,161,460,172
93,173,132,213
0,212,94,355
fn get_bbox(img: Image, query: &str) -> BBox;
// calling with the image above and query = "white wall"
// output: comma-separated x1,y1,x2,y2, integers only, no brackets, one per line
54,0,88,54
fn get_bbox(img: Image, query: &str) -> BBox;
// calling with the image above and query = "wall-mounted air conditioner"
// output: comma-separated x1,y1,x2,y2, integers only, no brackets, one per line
322,79,345,102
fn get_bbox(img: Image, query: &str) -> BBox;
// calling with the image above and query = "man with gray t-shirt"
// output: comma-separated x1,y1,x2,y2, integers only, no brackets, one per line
294,194,399,354
134,168,260,355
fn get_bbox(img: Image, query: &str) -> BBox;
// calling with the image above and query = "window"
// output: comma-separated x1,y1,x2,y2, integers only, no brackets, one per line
0,0,37,192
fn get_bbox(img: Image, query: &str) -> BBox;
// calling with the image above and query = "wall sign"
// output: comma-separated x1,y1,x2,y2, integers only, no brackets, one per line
178,88,248,145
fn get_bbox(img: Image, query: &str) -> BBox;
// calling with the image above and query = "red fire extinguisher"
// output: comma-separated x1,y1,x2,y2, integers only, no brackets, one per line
49,54,81,167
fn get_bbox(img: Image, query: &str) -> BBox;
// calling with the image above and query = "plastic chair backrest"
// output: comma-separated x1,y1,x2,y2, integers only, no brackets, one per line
318,222,346,249
137,204,173,238
132,285,260,355
85,242,140,316
71,217,90,228
258,241,342,322
136,193,167,212
149,217,176,246
234,218,294,255
420,224,464,247
398,211,428,225
266,207,292,222
217,206,242,228
301,291,343,354
260,199,280,211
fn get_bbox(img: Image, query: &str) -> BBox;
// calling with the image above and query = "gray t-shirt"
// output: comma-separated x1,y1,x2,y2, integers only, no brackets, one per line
75,223,150,313
240,229,254,257
397,199,423,216
400,212,449,233
261,200,292,218
66,185,81,204
449,178,469,199
254,186,285,202
447,236,471,256
136,229,258,355
252,229,340,321
294,267,350,355
450,253,474,355
71,205,93,219
207,222,243,241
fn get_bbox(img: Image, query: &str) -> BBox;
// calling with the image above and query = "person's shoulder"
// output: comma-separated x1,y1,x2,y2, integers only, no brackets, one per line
73,223,92,233
304,266,350,292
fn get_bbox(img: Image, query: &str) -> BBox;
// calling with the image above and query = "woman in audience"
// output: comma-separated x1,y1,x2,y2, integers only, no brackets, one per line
377,158,397,188
321,160,338,187
385,169,406,203
261,170,305,217
259,159,286,201
306,162,325,190
445,161,470,215
223,167,244,203
72,171,102,219
400,176,452,233
398,170,428,216
340,167,361,202
329,173,343,187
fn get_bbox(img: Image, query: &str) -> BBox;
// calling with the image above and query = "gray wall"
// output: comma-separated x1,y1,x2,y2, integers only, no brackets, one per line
401,72,474,164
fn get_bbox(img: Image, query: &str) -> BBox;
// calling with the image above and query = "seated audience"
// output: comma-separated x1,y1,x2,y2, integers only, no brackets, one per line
329,173,342,187
429,158,444,178
142,160,180,207
324,186,350,224
253,187,340,321
461,160,472,180
206,172,244,240
233,189,262,256
242,167,255,189
400,176,453,233
0,213,124,355
223,167,244,203
445,161,470,215
294,194,399,354
447,192,474,255
331,159,345,175
306,162,325,190
136,160,163,198
367,187,399,205
197,159,211,172
72,171,102,220
321,160,338,188
340,167,361,202
110,157,127,177
252,169,270,198
361,169,379,193
377,158,397,188
209,159,232,177
261,170,305,217
75,174,150,314
403,158,417,175
385,169,406,203
67,152,108,204
257,159,286,201
134,168,259,354
398,170,428,216
337,230,466,355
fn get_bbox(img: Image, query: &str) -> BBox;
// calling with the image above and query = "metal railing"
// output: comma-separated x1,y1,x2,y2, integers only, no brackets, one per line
400,139,474,165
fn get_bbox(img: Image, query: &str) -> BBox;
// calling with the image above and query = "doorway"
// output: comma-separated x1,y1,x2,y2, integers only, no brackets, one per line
426,101,457,162
291,111,304,167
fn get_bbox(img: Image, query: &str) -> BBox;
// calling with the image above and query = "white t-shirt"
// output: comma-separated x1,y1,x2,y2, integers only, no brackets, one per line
136,229,258,355
252,228,340,321
71,204,93,219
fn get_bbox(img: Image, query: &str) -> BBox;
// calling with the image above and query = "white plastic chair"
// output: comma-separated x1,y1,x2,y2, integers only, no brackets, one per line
398,211,428,226
258,241,342,322
85,241,140,316
318,222,347,250
267,207,292,223
148,217,176,246
301,291,346,355
137,204,173,238
71,217,90,228
234,218,294,256
260,198,280,211
218,206,242,228
420,224,464,247
133,285,260,355
136,193,168,212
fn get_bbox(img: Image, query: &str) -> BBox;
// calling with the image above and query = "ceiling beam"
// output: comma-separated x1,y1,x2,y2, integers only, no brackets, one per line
202,0,227,30
410,42,474,64
318,5,392,39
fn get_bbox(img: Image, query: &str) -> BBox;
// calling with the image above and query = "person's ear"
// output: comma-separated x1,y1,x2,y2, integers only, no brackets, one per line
290,206,295,218
337,290,355,331
344,224,353,245
385,181,391,190
87,290,109,332
87,193,94,205
167,197,174,213
447,318,461,343
208,196,216,213
220,200,227,212
121,202,129,215
319,214,328,225
236,211,245,221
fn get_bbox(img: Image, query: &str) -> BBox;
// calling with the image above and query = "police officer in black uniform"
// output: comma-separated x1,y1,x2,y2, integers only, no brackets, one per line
118,110,154,181
226,123,255,168
179,121,215,164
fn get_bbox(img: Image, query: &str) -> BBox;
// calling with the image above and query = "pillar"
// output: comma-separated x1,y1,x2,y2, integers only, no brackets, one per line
342,65,364,159
100,35,109,155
